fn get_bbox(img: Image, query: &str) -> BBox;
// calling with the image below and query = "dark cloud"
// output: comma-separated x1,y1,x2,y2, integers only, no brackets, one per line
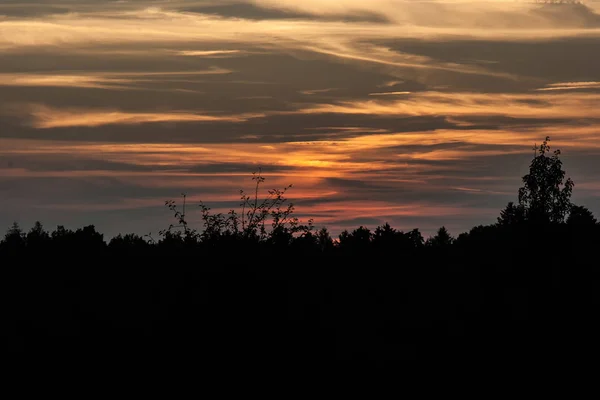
0,5,71,18
532,4,600,28
0,109,461,143
384,36,600,86
0,155,155,172
178,2,389,23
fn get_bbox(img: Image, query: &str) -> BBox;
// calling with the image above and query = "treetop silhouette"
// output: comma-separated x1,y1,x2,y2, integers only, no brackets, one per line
518,136,574,224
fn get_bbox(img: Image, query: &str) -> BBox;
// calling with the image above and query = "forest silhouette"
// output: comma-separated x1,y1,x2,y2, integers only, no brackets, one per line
2,137,599,363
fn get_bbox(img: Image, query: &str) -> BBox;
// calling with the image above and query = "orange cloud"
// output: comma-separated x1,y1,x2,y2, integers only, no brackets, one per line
0,68,233,91
369,91,412,96
294,91,600,119
0,73,133,90
536,81,600,91
176,50,244,57
16,104,263,128
1,5,597,86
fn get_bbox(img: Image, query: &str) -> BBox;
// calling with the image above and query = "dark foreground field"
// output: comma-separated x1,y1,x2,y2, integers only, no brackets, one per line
3,225,599,365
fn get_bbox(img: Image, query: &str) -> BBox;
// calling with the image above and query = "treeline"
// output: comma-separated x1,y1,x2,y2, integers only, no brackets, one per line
1,209,598,259
2,137,600,363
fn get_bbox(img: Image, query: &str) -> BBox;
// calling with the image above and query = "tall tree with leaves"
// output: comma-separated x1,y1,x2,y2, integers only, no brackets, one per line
518,137,574,224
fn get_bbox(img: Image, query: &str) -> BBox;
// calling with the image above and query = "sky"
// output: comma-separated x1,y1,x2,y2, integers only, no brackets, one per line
1,0,600,239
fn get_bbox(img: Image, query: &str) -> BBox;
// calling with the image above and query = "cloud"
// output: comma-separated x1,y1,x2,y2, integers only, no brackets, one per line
252,0,600,28
293,91,600,119
378,80,404,88
2,4,599,53
14,104,263,128
0,72,134,90
299,88,337,95
1,2,598,95
176,49,245,57
0,67,232,90
178,1,390,23
369,91,411,96
536,81,600,91
20,86,600,131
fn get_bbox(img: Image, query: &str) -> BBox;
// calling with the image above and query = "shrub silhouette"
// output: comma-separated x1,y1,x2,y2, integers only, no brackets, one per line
159,168,314,251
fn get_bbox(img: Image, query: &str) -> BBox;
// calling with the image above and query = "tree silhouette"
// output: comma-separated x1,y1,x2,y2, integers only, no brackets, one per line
109,233,150,254
407,228,425,249
316,227,334,252
497,201,526,226
518,137,574,224
2,222,25,251
567,205,597,226
74,225,105,250
372,223,418,253
339,226,372,252
372,223,399,246
26,221,50,249
426,226,454,247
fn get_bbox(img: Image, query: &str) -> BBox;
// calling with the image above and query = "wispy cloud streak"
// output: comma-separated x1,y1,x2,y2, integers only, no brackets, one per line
16,104,262,128
536,81,600,91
